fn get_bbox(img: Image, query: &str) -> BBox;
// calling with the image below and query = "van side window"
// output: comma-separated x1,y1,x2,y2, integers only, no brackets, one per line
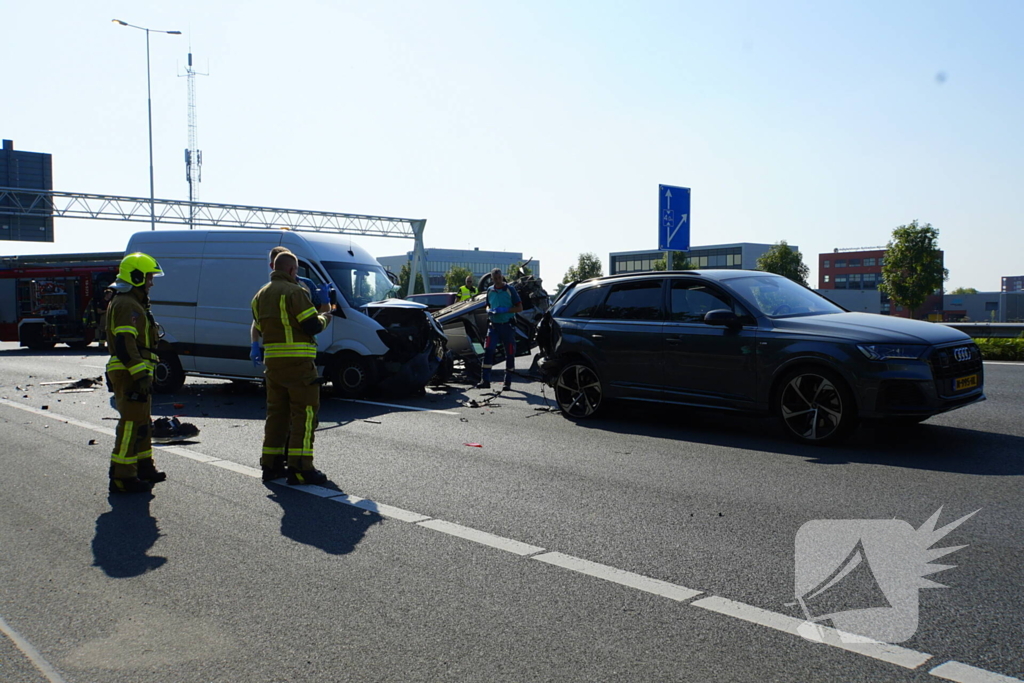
297,261,325,285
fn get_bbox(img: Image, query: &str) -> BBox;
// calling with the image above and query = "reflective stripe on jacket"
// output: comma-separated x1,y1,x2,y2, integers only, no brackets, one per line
106,287,157,377
252,272,327,360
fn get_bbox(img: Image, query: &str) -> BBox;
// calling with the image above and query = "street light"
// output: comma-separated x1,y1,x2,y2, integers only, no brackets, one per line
112,19,181,231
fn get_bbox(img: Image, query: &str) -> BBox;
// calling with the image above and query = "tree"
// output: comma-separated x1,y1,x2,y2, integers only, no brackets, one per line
653,252,696,271
879,220,948,314
756,241,809,286
506,260,534,280
397,263,425,298
444,265,473,293
562,252,603,284
949,287,978,295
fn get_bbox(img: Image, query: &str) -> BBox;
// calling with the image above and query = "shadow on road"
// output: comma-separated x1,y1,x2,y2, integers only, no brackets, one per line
570,401,1024,476
91,493,167,577
265,482,383,556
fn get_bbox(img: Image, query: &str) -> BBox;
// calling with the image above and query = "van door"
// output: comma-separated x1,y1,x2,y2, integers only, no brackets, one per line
193,233,282,378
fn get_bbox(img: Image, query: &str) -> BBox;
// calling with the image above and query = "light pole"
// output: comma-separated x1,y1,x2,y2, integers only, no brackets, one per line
112,19,181,231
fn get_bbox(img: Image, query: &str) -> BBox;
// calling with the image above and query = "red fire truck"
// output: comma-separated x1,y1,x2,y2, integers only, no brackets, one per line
0,253,122,349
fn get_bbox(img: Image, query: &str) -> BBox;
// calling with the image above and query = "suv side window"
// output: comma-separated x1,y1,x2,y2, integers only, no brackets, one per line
597,280,664,321
559,285,607,319
670,280,752,323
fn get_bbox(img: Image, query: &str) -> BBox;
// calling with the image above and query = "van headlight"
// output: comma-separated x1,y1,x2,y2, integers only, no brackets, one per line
857,344,927,361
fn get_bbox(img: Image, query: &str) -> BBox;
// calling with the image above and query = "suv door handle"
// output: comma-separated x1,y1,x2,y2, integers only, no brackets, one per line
666,336,684,344
590,334,603,339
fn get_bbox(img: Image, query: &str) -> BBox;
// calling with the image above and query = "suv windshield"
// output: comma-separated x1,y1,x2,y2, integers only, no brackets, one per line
322,261,400,307
727,274,844,318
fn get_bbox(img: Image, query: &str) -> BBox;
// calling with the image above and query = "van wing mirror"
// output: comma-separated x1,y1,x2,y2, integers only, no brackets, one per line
704,309,740,328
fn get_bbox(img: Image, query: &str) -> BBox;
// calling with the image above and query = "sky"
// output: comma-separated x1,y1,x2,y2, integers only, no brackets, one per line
3,0,1022,291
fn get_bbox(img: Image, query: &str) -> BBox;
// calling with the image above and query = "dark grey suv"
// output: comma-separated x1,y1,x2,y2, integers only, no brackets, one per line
535,270,985,444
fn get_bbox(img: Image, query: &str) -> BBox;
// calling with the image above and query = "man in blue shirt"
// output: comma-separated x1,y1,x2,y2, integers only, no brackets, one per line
476,268,523,390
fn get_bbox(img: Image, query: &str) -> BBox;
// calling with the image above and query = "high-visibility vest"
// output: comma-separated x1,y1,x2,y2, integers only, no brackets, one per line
458,285,477,301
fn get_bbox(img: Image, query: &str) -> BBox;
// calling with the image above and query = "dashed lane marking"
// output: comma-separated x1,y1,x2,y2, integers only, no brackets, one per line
0,613,68,683
2,396,1021,683
931,662,1024,683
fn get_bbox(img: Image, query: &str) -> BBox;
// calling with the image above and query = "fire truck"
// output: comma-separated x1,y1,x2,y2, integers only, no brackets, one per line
0,253,122,349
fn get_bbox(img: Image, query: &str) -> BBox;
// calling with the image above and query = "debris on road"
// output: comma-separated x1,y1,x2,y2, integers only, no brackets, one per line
463,442,483,448
88,439,97,445
152,417,200,444
363,420,381,424
41,405,48,410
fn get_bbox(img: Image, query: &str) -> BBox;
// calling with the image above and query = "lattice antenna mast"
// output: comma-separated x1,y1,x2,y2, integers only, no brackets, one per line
179,43,208,228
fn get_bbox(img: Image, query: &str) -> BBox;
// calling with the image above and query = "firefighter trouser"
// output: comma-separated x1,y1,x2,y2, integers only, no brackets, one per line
262,358,320,472
108,369,153,479
482,322,516,382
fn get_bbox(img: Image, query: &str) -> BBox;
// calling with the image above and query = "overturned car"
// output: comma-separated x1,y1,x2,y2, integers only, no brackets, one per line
432,273,550,381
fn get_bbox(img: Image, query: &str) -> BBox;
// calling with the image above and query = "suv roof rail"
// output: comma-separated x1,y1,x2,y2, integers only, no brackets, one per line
597,270,703,281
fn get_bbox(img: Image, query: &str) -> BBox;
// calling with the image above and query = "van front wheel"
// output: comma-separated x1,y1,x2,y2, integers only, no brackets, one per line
330,353,377,398
154,352,186,394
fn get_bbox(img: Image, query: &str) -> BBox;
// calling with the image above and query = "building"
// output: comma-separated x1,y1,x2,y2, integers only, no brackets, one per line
377,248,540,293
943,292,1024,323
609,242,791,275
818,246,944,319
1002,275,1024,293
0,139,54,243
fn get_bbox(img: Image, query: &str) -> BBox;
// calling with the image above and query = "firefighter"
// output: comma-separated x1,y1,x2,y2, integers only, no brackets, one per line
458,275,478,301
251,251,332,484
106,252,165,494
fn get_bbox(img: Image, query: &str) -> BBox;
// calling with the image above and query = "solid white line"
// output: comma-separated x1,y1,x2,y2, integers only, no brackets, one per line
0,398,116,437
156,445,221,463
931,661,1024,683
330,494,432,523
331,397,461,415
983,361,1024,366
209,460,262,478
0,613,68,683
690,596,932,669
532,552,702,602
417,519,545,556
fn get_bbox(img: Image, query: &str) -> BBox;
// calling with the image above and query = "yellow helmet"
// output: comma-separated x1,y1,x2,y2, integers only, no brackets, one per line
117,252,164,286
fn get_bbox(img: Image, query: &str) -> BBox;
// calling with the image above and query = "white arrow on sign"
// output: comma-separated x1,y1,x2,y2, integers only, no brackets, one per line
664,187,672,210
669,213,688,245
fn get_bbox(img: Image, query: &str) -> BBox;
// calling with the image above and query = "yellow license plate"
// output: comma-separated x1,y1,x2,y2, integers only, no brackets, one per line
954,374,978,391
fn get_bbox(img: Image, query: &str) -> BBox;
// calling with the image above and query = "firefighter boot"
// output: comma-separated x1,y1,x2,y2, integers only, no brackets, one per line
137,458,167,484
109,476,154,494
287,468,329,486
262,456,288,482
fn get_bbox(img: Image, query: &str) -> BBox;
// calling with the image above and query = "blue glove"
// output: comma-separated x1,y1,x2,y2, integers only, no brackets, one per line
489,306,509,315
250,341,264,367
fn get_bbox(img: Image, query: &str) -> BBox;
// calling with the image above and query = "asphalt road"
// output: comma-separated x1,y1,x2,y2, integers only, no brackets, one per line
0,342,1021,683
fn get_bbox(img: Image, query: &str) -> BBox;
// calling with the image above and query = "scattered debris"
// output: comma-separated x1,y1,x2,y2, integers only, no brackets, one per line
41,405,48,410
363,419,381,424
459,417,469,422
88,439,97,445
54,388,95,394
42,377,101,389
173,403,185,409
463,442,483,448
152,417,200,444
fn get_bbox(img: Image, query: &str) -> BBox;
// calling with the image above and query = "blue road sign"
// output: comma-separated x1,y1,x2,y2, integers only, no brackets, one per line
658,185,690,251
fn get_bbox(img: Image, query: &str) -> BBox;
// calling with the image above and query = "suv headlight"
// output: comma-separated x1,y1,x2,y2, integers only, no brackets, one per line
857,344,928,361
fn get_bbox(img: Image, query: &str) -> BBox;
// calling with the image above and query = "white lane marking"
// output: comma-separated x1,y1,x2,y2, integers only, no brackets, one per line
4,396,1022,683
209,460,261,477
331,397,461,415
0,613,68,683
330,494,432,523
931,661,1024,683
532,552,701,602
983,362,1024,366
690,596,932,669
417,519,545,556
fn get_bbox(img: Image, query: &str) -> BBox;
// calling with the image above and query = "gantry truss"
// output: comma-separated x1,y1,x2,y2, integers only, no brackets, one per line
0,187,428,289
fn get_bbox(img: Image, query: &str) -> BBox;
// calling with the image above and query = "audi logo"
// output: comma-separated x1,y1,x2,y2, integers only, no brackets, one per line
953,346,971,363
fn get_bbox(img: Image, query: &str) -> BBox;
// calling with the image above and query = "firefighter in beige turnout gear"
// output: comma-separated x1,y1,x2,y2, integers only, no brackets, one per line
107,252,166,494
251,252,332,485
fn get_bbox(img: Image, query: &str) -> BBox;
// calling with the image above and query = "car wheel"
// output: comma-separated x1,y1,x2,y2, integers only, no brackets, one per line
66,340,91,350
431,350,455,385
330,353,376,398
153,352,186,393
554,362,603,419
775,368,857,445
26,341,56,351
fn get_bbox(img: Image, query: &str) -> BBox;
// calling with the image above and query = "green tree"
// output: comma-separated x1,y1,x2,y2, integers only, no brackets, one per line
562,252,603,284
444,265,473,293
653,252,696,271
949,287,978,295
879,220,948,315
506,260,534,280
756,241,809,286
397,262,426,298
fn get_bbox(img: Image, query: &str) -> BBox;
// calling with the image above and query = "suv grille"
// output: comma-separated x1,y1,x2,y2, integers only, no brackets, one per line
928,342,983,398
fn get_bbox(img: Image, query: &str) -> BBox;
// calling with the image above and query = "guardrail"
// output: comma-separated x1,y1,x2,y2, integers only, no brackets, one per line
940,323,1024,338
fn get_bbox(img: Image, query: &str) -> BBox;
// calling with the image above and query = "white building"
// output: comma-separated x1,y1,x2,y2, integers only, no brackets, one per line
378,248,540,293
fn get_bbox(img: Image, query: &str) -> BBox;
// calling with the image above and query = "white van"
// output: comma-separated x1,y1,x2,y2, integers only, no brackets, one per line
125,229,450,397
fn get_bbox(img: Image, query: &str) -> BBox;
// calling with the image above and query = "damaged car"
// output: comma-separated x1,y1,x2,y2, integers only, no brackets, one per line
433,270,550,381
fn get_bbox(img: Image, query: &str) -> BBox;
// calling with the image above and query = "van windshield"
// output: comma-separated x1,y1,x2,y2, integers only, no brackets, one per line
322,261,399,307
